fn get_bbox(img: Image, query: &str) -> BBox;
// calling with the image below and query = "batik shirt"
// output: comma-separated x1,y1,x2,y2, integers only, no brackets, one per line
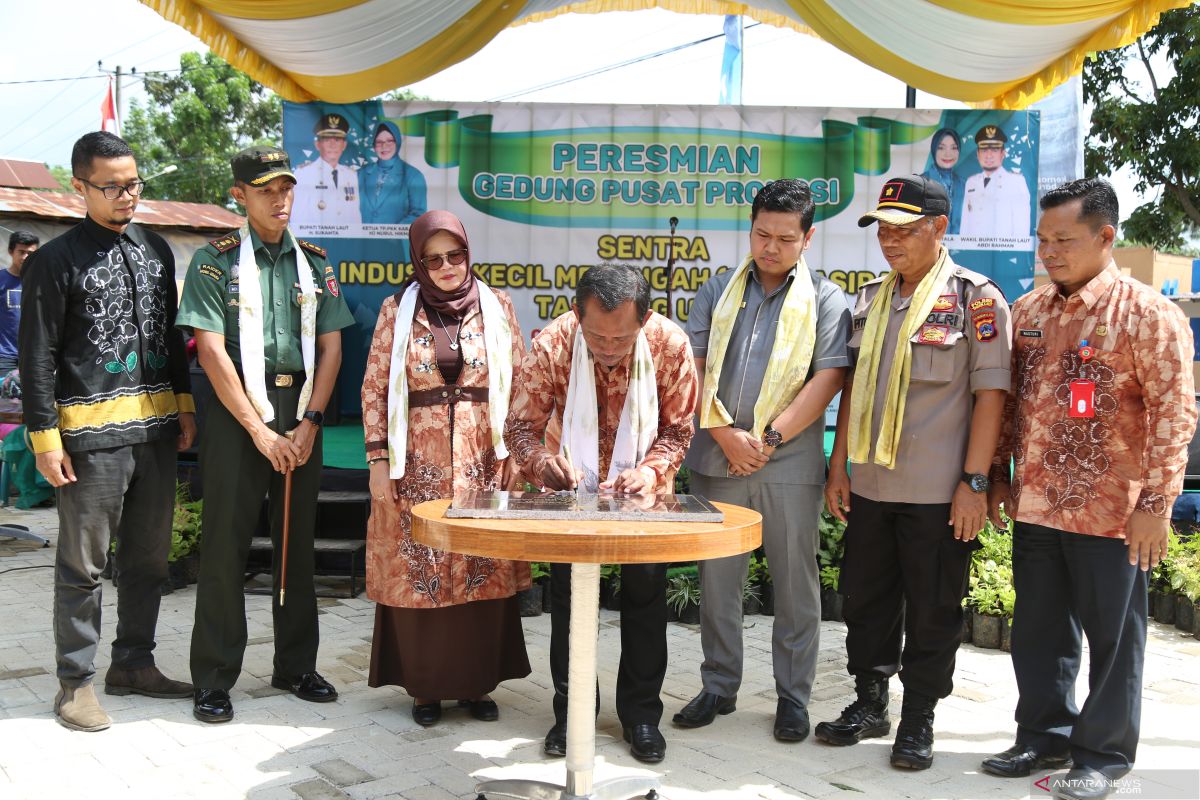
504,311,698,492
992,262,1197,537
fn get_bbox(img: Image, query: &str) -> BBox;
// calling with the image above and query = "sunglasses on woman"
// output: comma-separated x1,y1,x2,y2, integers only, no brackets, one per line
421,249,468,270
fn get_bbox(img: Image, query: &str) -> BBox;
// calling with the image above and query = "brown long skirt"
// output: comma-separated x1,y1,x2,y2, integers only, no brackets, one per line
368,595,531,699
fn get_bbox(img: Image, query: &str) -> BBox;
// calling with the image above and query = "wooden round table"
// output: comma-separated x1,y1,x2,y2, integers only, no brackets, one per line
412,498,761,800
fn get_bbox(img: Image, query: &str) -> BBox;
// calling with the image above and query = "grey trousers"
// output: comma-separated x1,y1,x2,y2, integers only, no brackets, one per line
54,438,176,686
691,472,823,707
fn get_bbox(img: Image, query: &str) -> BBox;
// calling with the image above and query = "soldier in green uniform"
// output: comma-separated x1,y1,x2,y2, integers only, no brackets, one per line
177,146,355,723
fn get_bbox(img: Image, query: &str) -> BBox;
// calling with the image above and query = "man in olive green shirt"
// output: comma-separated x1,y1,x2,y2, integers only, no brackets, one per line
177,146,355,723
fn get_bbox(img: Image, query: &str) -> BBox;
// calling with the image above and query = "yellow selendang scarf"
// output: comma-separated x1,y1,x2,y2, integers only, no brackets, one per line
699,254,817,437
848,246,956,469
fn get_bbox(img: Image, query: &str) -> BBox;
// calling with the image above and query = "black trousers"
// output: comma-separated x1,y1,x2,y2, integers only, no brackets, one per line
549,562,667,727
1011,522,1147,778
190,383,323,690
839,494,977,700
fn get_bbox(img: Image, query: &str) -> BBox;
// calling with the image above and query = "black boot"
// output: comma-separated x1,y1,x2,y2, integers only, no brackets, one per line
814,677,891,746
890,692,936,770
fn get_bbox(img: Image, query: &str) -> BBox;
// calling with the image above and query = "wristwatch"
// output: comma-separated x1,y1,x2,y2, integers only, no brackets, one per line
303,410,324,427
763,425,784,449
961,471,989,493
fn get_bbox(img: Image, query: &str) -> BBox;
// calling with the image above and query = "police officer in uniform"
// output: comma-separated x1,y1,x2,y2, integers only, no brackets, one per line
959,125,1031,240
178,146,355,723
292,113,361,229
817,175,1012,770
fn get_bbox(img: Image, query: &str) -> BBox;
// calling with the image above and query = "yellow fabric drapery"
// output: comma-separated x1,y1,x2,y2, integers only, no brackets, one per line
140,0,1194,108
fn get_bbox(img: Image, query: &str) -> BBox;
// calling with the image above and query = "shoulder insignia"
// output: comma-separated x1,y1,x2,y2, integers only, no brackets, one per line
209,232,240,253
954,267,993,289
298,239,327,258
861,273,888,288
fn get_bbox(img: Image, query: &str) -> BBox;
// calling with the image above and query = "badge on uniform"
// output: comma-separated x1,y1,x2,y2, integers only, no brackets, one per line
199,264,223,281
918,325,948,344
973,311,997,341
932,294,957,312
1018,329,1042,338
1069,340,1096,418
326,277,340,297
969,297,995,312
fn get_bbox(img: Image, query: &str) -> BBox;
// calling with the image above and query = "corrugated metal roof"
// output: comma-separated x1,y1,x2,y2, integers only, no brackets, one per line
0,158,64,190
0,186,243,232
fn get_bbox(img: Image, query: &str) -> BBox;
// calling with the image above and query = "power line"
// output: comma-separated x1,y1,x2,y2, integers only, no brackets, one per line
0,75,108,86
487,22,760,102
0,66,97,145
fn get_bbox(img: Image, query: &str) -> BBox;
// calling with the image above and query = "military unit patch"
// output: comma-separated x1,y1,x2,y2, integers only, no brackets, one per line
974,311,997,341
199,263,224,281
326,277,340,297
209,233,240,253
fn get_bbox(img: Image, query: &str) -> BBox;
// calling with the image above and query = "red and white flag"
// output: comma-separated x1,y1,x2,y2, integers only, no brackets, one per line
100,77,120,135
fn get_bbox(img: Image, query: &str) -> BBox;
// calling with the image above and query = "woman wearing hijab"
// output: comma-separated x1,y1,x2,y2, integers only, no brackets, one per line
358,121,427,224
920,127,966,235
361,210,529,726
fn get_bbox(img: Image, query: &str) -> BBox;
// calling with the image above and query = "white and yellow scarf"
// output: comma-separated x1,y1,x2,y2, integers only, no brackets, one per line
561,324,658,492
699,255,817,437
848,247,956,469
385,282,513,479
236,225,317,423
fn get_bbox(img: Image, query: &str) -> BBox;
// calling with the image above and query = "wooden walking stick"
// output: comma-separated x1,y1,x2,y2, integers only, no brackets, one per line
280,430,296,607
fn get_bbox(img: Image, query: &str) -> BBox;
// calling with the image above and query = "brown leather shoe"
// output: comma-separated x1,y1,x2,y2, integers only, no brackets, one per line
104,665,193,699
55,683,112,732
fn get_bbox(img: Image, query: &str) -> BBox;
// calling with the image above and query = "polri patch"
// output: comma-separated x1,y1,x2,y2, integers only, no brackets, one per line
917,325,949,344
932,294,957,312
199,263,224,281
1018,329,1043,338
969,297,995,312
853,316,867,331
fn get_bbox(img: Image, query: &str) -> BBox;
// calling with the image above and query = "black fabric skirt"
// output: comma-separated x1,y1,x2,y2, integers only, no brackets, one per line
368,595,531,699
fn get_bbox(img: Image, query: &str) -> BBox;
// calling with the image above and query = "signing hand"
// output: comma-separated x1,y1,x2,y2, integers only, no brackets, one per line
34,448,77,488
601,467,656,495
1124,510,1170,571
950,482,987,542
538,454,581,491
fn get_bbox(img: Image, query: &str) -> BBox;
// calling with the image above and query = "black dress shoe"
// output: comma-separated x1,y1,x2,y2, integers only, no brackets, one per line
672,691,737,728
544,721,567,757
457,698,499,721
270,672,338,703
623,723,666,764
193,688,233,724
1052,767,1114,800
981,743,1072,778
412,702,442,726
773,698,810,742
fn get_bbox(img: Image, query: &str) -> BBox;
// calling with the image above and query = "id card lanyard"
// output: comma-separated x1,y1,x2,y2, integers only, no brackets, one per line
1069,340,1095,418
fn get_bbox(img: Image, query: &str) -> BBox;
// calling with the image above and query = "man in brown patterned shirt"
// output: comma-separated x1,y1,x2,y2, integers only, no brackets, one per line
504,264,698,764
982,179,1196,800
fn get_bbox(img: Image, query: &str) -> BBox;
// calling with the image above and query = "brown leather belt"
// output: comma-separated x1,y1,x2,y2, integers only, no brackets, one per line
409,385,489,407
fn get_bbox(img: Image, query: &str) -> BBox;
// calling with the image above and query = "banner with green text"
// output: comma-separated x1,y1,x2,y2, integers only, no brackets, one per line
282,101,1040,415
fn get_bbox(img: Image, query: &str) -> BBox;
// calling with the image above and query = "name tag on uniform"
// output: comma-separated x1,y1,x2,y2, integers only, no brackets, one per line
1018,329,1042,338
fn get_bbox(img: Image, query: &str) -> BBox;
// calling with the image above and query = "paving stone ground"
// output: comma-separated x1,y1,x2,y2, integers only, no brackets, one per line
2,503,1198,800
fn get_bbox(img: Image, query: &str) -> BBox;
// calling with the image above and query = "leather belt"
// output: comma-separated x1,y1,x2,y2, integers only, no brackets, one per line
409,385,489,407
269,371,305,388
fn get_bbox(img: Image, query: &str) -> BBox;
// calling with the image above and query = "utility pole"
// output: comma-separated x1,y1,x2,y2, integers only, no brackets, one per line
114,66,122,133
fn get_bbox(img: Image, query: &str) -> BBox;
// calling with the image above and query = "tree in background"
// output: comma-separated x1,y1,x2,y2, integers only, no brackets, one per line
123,51,281,207
1085,5,1199,250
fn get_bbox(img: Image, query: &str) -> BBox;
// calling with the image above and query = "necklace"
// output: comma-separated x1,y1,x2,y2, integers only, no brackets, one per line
430,307,461,350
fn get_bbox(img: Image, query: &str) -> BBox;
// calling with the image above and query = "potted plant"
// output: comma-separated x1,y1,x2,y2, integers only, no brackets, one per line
817,511,846,621
967,559,1014,650
1171,537,1200,634
744,556,764,615
1150,531,1181,625
666,565,701,624
518,562,550,617
599,564,621,609
168,482,203,589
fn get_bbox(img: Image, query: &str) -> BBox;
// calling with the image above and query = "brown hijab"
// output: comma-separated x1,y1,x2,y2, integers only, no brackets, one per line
407,210,478,319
